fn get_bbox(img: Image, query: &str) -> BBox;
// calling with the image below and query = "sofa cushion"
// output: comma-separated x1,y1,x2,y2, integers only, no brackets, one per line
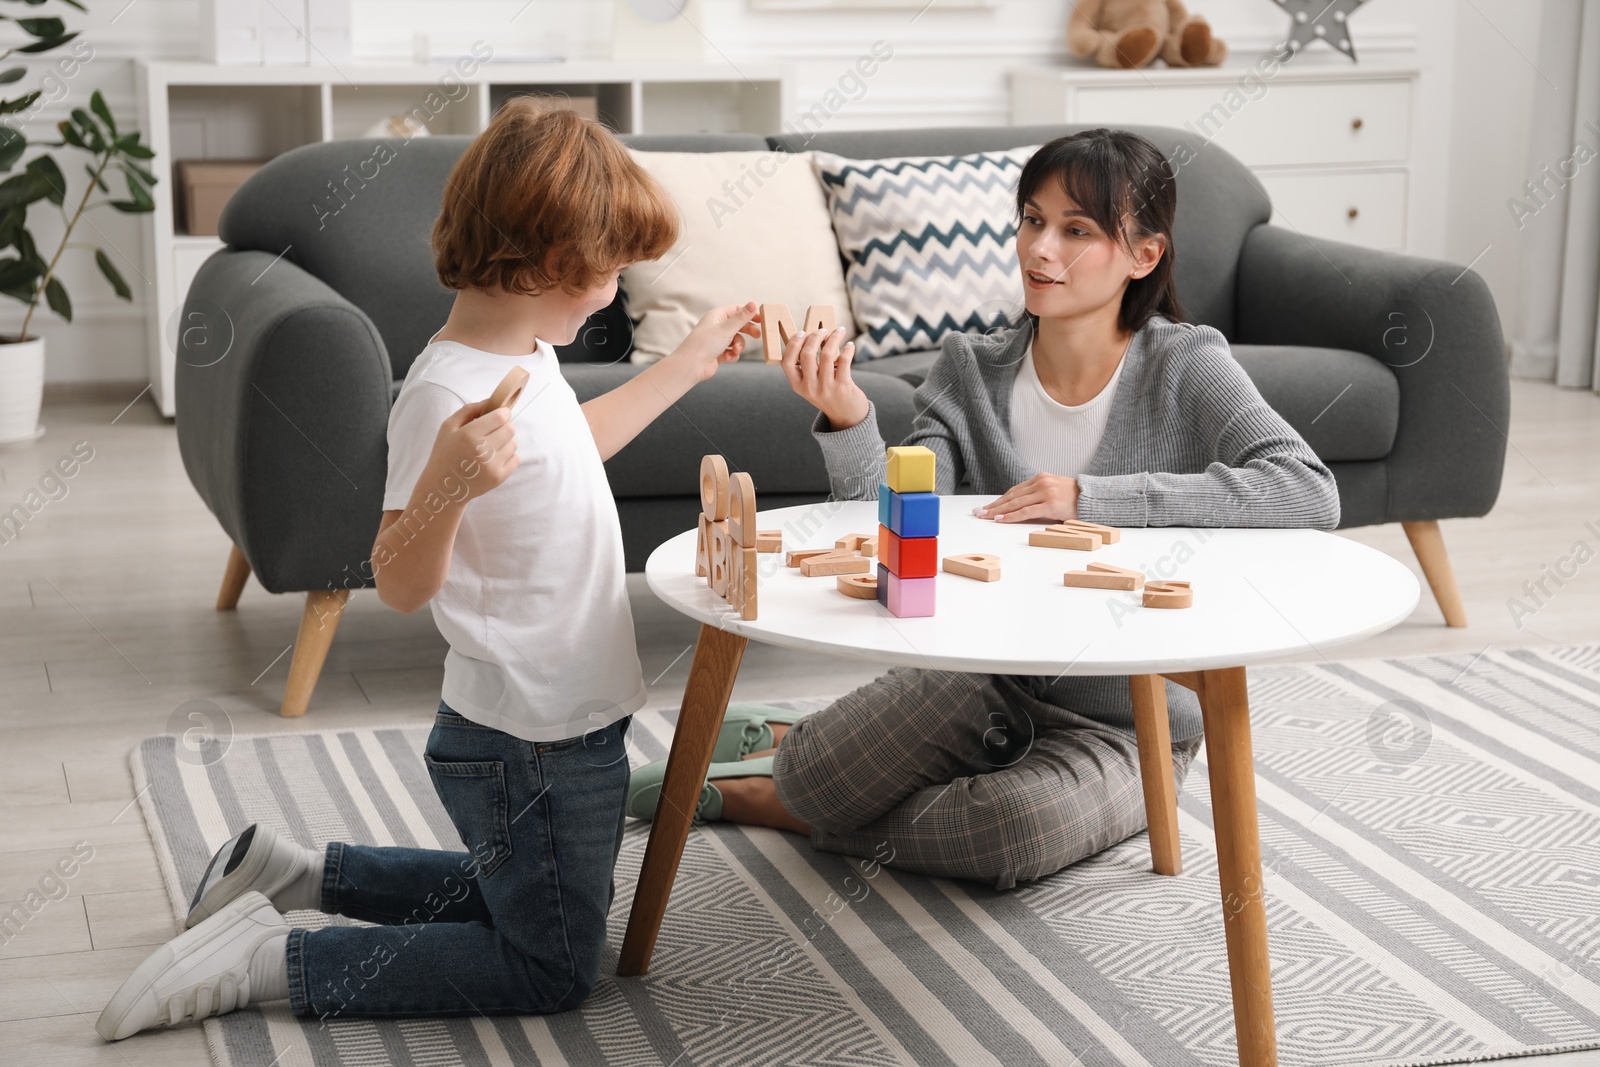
810,145,1036,360
770,124,1271,341
855,348,940,386
621,150,856,363
1232,344,1398,462
559,361,917,498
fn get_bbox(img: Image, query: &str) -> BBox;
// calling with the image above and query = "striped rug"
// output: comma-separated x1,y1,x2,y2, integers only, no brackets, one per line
132,644,1600,1067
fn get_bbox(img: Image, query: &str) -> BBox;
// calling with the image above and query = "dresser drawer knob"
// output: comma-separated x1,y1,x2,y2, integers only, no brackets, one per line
1347,207,1360,220
1351,117,1364,130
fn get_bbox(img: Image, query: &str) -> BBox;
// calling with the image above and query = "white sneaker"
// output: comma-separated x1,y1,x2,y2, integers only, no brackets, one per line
96,891,286,1041
186,824,315,929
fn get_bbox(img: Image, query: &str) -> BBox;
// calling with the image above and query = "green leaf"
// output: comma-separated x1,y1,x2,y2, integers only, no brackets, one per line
120,158,155,187
110,169,154,213
24,155,62,205
15,17,65,38
0,127,22,171
14,225,37,269
56,119,83,149
0,205,23,248
16,32,77,54
0,89,40,114
0,257,38,292
44,275,69,322
115,134,155,161
0,68,27,86
95,248,130,300
85,162,107,192
0,171,46,209
89,89,115,137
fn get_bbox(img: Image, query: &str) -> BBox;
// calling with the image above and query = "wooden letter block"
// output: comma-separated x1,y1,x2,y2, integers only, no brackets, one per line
786,548,838,568
484,365,530,412
836,573,878,600
835,532,877,556
1029,529,1102,551
800,551,871,577
728,470,757,546
700,455,730,520
1063,561,1145,590
885,445,936,494
760,303,797,363
709,520,729,597
803,304,836,332
756,529,783,553
943,552,1000,581
695,514,711,578
736,546,758,620
1143,580,1193,609
1050,519,1120,544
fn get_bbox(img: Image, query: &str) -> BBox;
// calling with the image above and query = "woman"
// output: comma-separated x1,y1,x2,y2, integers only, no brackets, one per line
629,128,1339,889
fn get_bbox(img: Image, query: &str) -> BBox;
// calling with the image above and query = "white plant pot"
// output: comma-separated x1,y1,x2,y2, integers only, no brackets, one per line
0,336,45,446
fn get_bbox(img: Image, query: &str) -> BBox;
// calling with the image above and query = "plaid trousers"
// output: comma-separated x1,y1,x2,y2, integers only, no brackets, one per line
772,668,1204,890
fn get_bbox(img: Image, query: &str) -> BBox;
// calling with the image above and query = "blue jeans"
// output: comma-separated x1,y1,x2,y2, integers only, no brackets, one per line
285,704,632,1019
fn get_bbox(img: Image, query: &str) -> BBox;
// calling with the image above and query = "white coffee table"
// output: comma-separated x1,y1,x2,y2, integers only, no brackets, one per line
621,495,1420,1067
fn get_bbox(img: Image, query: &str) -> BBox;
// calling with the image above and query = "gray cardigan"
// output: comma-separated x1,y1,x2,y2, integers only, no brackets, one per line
813,315,1341,743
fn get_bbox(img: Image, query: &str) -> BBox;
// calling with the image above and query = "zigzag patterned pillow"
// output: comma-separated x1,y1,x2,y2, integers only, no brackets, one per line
810,145,1038,360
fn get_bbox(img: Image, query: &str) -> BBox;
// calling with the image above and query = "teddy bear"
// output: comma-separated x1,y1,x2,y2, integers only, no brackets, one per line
1067,0,1228,69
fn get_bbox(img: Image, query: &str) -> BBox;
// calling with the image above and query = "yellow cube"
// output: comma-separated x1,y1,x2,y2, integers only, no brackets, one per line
886,445,936,494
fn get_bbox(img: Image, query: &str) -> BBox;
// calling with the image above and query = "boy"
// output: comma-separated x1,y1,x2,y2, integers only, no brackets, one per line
97,100,760,1039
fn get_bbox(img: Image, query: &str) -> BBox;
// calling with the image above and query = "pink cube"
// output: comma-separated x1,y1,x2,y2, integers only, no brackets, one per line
883,570,936,618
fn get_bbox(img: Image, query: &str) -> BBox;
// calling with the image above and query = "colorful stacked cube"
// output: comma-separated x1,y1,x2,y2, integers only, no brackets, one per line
877,446,938,617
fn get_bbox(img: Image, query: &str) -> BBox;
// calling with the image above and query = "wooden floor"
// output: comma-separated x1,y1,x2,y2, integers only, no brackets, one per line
3,378,1599,1066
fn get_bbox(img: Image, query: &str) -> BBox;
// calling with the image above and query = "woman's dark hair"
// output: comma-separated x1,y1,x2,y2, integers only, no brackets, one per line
1013,128,1187,333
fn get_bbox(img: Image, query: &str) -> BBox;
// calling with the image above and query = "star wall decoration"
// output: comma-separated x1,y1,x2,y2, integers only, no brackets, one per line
1270,0,1371,62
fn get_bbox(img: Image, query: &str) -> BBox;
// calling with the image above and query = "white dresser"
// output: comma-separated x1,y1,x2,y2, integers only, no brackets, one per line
1010,59,1419,253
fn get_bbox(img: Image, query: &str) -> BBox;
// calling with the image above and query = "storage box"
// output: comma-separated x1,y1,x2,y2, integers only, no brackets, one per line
176,160,264,236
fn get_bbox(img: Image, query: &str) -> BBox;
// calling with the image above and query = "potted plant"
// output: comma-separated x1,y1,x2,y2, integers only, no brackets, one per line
0,2,156,445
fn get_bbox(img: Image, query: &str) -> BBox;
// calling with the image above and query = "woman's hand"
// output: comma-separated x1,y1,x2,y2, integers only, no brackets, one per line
782,325,870,430
974,474,1079,523
664,301,762,382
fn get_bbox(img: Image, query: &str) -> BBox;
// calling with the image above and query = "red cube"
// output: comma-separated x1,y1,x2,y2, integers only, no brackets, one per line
878,524,937,578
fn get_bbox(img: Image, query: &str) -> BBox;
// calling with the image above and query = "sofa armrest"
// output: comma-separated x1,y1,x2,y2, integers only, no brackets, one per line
176,250,393,593
1235,224,1509,524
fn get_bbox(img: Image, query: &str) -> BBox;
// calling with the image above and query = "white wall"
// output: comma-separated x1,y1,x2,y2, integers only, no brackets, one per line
7,0,1531,386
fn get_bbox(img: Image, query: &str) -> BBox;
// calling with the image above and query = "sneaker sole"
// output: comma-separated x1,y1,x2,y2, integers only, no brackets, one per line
97,891,274,1041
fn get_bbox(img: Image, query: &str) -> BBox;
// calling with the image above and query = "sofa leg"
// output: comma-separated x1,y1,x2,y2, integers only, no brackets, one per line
216,545,251,611
1401,520,1467,628
280,590,350,717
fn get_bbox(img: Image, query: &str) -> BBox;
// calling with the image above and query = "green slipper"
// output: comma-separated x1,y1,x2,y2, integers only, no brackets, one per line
627,756,775,823
712,703,807,763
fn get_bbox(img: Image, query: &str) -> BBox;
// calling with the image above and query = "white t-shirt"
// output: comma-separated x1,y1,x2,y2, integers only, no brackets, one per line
1009,339,1126,477
383,338,646,743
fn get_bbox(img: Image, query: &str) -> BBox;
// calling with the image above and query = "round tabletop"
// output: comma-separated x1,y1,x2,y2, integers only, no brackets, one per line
645,495,1420,676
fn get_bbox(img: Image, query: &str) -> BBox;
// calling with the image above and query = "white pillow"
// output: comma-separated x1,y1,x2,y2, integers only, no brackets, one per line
811,145,1038,360
622,150,856,364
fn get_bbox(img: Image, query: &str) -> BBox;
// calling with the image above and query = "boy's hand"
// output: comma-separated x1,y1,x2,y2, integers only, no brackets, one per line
783,325,869,431
975,474,1079,523
425,400,519,500
665,301,762,382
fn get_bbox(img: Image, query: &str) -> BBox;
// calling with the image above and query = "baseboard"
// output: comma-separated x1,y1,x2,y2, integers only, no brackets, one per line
42,379,150,406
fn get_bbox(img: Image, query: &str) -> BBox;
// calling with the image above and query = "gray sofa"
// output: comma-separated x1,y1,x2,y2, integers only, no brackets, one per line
176,123,1508,717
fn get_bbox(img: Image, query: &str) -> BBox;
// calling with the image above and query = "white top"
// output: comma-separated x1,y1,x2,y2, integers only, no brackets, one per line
1009,339,1126,477
384,339,646,742
645,497,1419,676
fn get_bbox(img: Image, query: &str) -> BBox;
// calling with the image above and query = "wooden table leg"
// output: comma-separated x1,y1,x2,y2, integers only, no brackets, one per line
618,623,747,977
1197,666,1277,1067
1129,674,1182,876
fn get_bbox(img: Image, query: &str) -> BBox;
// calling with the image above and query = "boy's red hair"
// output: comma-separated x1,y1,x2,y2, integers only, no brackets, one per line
433,100,679,296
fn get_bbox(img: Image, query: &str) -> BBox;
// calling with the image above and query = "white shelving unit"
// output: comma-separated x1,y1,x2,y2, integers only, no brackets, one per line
1010,59,1421,256
135,60,792,416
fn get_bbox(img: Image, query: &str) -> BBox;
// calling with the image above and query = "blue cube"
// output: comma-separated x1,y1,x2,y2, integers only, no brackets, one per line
878,484,893,528
889,491,940,538
876,562,889,607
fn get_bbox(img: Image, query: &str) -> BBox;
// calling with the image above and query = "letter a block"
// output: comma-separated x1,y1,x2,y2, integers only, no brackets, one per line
885,445,936,494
